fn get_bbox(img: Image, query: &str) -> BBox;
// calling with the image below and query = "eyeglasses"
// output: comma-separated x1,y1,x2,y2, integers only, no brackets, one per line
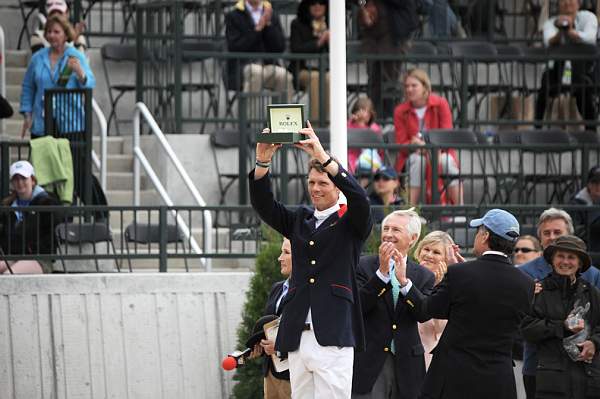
514,247,536,254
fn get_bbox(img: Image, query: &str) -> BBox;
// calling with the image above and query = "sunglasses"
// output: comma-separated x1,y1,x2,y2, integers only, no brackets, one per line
514,247,535,254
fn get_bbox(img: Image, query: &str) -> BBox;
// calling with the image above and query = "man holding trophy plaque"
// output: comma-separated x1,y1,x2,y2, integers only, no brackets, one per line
249,114,373,398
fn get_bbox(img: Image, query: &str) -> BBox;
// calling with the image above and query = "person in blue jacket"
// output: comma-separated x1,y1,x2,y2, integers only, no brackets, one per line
19,14,95,138
519,207,600,399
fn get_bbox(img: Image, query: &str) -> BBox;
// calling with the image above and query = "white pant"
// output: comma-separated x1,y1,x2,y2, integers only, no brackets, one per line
288,329,354,399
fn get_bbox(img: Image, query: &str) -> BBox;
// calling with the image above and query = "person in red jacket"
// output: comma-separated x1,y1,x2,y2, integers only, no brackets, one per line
393,68,463,206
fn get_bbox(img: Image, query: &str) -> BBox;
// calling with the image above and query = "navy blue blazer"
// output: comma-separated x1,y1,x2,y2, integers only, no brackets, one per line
249,167,373,352
353,256,435,397
262,280,290,380
404,254,534,399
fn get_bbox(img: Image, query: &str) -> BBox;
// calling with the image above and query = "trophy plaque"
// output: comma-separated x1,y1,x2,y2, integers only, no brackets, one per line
257,104,305,143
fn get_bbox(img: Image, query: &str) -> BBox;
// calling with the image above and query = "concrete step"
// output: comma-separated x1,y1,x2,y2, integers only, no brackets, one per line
5,50,29,68
6,85,22,103
92,136,125,155
106,154,133,172
106,189,157,206
2,119,22,136
6,67,26,84
105,172,149,190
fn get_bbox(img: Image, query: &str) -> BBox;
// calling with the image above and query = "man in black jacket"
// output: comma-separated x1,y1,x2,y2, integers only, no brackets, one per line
249,122,373,398
352,208,435,399
225,0,293,99
395,209,535,399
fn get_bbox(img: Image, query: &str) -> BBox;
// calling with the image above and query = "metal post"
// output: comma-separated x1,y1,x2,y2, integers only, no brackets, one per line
239,95,249,204
460,57,469,128
159,206,168,272
329,0,348,167
0,142,8,197
136,6,144,103
430,146,440,204
173,2,183,134
318,53,326,126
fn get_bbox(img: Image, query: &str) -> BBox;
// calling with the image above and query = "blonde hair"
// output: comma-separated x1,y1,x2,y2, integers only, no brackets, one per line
45,14,76,43
415,230,455,263
404,68,432,98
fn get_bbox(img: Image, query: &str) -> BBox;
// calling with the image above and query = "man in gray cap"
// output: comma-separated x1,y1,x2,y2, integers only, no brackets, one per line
393,209,534,399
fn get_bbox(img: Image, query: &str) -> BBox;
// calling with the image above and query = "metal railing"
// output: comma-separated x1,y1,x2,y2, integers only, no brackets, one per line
133,102,214,271
91,98,108,191
131,44,600,134
0,203,598,270
0,24,5,135
67,0,572,45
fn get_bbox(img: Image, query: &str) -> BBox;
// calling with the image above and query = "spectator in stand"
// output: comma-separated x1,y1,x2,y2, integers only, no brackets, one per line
0,94,13,119
513,235,543,266
0,161,61,274
519,207,600,399
367,166,405,224
393,68,463,206
347,97,383,175
569,166,600,262
356,0,418,116
535,0,598,128
521,235,600,399
289,0,330,122
414,230,463,369
20,14,95,139
225,0,293,100
30,0,86,55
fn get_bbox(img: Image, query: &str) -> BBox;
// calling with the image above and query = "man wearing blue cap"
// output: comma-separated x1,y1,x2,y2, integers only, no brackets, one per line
394,209,534,399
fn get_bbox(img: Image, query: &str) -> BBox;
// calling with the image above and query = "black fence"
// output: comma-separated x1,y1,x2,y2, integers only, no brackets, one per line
63,0,573,44
0,204,598,272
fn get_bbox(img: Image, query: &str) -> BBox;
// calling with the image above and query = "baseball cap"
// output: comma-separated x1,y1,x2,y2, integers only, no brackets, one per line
9,160,35,179
374,166,398,180
46,0,68,15
588,166,600,183
469,208,520,241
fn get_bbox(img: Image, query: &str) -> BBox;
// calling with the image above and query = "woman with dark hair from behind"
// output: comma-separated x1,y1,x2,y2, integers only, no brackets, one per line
289,0,330,122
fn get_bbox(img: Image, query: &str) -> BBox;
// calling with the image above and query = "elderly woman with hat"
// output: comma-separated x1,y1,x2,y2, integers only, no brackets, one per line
521,235,600,399
0,161,61,274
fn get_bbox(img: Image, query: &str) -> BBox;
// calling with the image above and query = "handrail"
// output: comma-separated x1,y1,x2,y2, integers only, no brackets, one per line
132,102,213,271
0,25,6,135
91,99,107,191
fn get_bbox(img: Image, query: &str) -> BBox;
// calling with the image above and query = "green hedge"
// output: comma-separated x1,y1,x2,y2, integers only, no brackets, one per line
232,227,283,399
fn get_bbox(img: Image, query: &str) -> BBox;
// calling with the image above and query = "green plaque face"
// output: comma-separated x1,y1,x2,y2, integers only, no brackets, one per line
257,104,305,144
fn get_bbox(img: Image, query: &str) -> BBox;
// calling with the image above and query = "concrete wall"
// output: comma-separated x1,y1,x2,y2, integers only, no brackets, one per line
0,272,253,399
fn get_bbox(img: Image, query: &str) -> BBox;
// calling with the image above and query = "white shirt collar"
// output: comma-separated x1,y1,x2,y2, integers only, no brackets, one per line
313,202,340,228
246,1,263,25
483,250,508,258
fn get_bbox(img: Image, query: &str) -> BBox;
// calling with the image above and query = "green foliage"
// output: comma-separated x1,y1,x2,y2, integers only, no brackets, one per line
232,226,283,399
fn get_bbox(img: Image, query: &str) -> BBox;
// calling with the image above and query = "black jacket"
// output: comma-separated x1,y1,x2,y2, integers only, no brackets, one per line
262,280,290,381
357,0,418,45
521,273,600,399
0,94,13,119
249,167,373,352
288,17,328,88
224,1,286,91
352,255,435,397
403,253,534,399
0,191,62,257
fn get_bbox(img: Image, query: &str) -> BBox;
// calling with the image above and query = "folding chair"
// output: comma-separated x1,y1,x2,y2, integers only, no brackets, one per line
124,223,189,271
519,129,577,203
17,0,42,50
55,222,120,272
425,129,491,204
210,128,244,205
